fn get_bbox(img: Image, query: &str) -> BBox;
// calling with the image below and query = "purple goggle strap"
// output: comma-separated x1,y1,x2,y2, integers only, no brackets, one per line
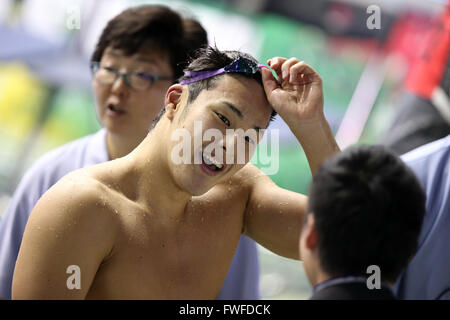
179,64,269,85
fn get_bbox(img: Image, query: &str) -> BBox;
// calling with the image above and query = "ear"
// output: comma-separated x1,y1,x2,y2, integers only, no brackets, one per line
304,214,318,250
164,84,184,121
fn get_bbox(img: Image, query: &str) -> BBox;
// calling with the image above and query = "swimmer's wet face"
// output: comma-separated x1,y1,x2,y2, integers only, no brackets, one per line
164,73,273,196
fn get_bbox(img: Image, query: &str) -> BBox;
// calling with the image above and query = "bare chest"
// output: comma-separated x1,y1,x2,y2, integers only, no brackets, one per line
86,190,248,299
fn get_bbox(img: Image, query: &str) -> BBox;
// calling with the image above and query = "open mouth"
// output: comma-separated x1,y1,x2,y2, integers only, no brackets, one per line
201,152,226,176
107,104,126,116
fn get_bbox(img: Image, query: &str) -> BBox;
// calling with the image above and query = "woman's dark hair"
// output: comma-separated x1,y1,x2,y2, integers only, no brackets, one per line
308,144,426,283
91,5,208,79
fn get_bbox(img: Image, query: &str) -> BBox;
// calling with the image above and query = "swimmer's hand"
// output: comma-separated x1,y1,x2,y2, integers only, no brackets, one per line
262,57,339,175
262,57,324,127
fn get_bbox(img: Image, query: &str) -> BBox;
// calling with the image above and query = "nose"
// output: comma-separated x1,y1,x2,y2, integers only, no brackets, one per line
224,133,246,165
208,138,228,163
223,133,235,152
110,74,130,99
228,131,255,165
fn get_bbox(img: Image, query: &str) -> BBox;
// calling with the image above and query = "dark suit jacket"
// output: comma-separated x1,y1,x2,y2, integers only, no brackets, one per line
310,282,397,300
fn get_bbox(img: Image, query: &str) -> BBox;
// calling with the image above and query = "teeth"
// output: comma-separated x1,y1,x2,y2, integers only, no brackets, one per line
203,153,223,169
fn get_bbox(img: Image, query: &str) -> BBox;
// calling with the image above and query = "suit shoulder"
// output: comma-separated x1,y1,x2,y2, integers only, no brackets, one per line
14,132,104,196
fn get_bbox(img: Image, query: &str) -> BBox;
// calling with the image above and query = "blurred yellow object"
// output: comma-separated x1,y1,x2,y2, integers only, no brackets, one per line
0,63,46,143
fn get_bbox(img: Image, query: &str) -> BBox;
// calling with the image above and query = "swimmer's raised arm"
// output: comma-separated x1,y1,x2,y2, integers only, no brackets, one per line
12,174,116,299
241,165,307,260
243,58,339,260
262,57,340,175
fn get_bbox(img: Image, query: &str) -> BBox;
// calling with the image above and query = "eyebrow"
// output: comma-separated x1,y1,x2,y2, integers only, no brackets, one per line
106,50,158,66
220,101,262,132
105,50,123,59
135,56,158,65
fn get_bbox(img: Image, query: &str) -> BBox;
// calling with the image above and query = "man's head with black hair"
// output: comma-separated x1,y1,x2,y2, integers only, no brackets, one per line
299,145,426,286
152,46,275,196
151,46,277,128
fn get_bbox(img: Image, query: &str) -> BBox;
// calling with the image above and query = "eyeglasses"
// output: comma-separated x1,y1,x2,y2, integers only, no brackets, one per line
179,57,270,85
90,61,174,91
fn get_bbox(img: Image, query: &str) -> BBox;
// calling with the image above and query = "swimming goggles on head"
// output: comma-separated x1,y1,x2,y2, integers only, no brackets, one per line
179,57,270,85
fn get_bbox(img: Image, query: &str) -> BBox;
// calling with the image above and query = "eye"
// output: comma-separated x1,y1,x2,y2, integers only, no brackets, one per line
100,66,120,77
103,66,116,72
216,113,230,126
135,72,153,81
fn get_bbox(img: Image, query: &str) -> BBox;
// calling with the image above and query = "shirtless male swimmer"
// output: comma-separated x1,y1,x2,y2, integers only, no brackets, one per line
12,46,340,299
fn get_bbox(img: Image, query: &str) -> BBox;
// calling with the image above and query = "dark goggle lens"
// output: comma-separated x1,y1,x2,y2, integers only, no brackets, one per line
224,58,259,74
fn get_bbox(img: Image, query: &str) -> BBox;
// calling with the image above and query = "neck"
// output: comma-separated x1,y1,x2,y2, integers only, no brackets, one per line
106,131,146,160
312,268,334,287
126,123,192,219
307,254,334,287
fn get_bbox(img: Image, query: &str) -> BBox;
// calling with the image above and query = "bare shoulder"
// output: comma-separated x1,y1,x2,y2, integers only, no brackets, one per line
28,168,119,239
230,163,275,190
14,169,118,299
